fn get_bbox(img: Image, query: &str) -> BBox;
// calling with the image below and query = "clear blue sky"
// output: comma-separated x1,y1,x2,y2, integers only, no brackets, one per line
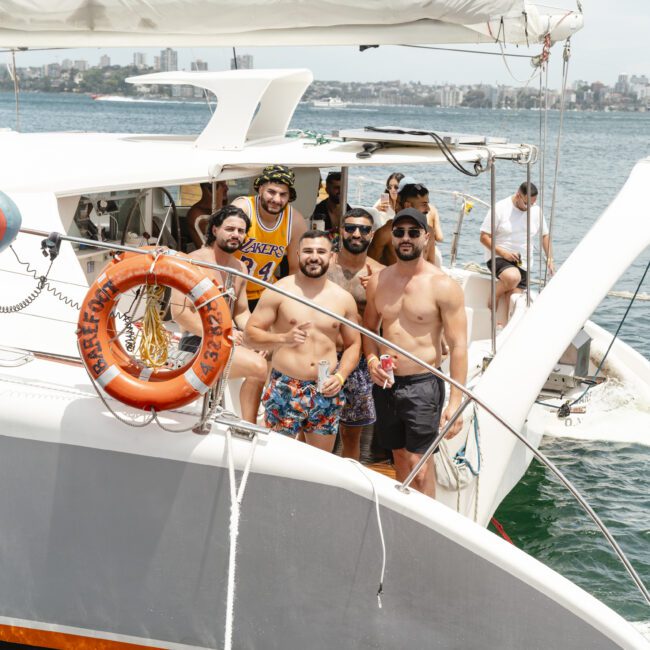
3,1,647,87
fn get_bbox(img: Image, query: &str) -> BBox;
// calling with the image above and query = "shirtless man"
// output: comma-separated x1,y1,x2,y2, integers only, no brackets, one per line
245,230,361,452
171,205,267,423
327,208,384,460
368,178,442,267
363,208,467,497
232,165,307,311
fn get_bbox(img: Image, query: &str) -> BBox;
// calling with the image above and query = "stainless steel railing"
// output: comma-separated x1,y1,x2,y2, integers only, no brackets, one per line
18,227,650,607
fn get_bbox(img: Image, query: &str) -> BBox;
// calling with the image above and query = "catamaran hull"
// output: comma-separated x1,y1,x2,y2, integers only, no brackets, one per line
0,363,644,649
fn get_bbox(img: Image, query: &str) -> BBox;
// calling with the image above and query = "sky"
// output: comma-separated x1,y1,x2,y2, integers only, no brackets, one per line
2,1,648,88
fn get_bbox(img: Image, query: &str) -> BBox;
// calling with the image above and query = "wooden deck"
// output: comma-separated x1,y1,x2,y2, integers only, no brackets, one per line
366,461,396,480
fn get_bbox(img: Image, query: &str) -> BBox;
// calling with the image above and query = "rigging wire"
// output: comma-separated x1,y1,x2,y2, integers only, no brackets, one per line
399,43,534,59
544,39,571,287
566,258,650,409
9,49,20,130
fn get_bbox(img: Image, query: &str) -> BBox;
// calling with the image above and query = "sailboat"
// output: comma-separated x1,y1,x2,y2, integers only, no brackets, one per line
0,2,648,648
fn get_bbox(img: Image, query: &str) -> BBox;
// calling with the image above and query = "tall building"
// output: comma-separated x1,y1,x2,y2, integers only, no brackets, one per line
61,59,73,71
153,56,161,72
73,60,88,71
160,48,178,72
191,59,208,71
230,54,253,70
133,52,147,69
99,54,111,68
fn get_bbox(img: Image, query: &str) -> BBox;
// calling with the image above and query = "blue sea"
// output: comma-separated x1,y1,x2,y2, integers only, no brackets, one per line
1,91,649,632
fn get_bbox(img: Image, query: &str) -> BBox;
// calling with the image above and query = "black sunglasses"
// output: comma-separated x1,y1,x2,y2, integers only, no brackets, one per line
343,224,372,235
392,227,423,239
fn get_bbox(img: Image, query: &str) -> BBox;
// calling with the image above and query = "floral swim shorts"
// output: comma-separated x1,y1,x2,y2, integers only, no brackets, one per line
263,369,345,437
337,353,376,427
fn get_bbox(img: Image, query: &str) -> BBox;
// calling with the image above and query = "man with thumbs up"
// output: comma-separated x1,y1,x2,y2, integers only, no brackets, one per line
327,208,384,460
245,230,361,452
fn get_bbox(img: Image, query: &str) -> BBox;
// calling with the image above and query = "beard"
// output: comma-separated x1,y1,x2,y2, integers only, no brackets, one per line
395,242,423,261
217,238,242,253
342,237,370,254
299,259,329,278
260,195,286,215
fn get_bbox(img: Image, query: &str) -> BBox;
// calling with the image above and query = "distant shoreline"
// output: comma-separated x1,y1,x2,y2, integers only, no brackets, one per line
0,90,647,113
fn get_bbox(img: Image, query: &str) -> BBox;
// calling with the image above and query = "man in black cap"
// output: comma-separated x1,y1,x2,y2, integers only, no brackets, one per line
233,165,307,311
363,208,467,497
368,177,442,267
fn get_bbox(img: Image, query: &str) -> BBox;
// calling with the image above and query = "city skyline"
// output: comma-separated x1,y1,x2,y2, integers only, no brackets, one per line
1,1,648,89
2,0,649,91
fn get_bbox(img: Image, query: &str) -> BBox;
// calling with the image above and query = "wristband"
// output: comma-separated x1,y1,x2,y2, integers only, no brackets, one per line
334,372,345,386
366,354,379,367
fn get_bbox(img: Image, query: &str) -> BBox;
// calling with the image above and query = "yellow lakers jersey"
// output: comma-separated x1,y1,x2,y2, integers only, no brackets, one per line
234,196,292,301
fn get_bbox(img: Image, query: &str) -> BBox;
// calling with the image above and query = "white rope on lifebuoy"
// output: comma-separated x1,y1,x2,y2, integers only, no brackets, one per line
223,428,259,650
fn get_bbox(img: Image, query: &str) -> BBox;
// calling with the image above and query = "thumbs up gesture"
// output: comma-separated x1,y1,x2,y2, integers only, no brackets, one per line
360,263,373,290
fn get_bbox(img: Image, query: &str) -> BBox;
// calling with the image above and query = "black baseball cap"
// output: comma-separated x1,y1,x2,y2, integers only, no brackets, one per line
393,207,428,231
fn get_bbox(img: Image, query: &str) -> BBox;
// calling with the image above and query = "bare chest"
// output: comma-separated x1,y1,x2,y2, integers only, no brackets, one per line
328,265,365,312
277,299,341,337
377,277,438,324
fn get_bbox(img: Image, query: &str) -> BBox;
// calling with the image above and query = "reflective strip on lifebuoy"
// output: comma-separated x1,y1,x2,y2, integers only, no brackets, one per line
77,248,232,411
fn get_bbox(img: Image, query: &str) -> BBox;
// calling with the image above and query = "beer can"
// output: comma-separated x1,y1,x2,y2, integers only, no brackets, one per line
317,360,330,393
380,354,394,384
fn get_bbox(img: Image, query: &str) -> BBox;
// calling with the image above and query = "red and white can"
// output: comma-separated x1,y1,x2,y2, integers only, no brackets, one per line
317,360,330,393
380,354,394,384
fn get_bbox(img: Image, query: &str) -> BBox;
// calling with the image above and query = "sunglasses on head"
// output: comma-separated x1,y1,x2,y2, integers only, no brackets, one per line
343,224,372,235
392,227,423,239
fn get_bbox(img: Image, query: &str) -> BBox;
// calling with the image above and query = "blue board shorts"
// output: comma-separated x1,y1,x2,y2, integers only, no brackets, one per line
263,369,345,437
337,353,376,427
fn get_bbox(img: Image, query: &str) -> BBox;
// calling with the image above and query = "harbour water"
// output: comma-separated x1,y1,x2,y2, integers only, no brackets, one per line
1,91,648,630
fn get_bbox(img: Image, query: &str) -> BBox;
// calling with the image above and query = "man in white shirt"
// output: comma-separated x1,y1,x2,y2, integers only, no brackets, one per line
479,182,554,312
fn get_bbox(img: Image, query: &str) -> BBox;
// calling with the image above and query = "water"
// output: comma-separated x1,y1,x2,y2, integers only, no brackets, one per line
1,91,649,629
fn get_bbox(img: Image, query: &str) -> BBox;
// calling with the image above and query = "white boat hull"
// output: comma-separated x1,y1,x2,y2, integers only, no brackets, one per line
0,357,645,649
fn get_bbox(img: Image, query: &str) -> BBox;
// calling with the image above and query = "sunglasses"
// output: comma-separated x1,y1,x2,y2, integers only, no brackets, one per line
392,227,423,239
387,184,399,190
343,224,372,235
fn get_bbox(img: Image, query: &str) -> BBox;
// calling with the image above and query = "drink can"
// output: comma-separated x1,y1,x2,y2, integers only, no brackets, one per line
380,354,394,384
317,360,330,393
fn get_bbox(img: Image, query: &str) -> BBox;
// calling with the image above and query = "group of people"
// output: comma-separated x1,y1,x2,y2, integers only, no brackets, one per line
173,165,552,497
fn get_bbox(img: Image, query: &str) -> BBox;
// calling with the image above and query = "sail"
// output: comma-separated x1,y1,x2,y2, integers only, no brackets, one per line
0,1,582,48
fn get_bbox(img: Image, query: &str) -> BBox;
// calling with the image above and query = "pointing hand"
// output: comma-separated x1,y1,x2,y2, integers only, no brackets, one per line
284,321,312,347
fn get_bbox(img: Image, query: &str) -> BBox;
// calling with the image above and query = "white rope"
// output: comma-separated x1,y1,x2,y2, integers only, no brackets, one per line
346,459,387,609
155,204,174,247
224,429,259,650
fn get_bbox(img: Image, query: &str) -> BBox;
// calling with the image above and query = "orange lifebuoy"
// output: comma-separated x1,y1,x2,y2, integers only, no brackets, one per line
77,248,232,411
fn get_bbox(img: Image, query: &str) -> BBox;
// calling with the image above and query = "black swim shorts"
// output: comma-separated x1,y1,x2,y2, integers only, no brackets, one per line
486,257,527,289
372,372,445,454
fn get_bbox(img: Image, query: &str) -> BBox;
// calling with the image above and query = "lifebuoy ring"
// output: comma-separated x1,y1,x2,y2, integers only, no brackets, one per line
77,248,232,411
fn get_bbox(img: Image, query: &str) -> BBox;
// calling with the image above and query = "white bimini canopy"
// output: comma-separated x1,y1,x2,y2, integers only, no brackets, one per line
0,1,582,47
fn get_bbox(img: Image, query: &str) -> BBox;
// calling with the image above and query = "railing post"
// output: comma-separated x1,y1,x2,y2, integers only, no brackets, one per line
526,162,532,307
489,158,497,355
398,397,473,493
